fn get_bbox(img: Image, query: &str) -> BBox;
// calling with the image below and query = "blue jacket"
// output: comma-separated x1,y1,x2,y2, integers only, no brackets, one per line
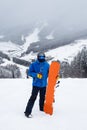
28,60,49,87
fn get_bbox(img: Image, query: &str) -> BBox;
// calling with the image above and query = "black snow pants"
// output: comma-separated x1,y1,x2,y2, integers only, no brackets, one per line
24,86,46,115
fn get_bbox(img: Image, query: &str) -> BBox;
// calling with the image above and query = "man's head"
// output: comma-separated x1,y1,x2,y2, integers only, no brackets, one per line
37,52,45,62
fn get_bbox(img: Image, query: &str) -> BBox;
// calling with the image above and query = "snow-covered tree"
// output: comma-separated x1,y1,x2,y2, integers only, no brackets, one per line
61,46,87,78
0,64,21,78
0,57,4,64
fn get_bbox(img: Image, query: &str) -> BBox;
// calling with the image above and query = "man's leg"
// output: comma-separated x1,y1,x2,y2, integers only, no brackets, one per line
39,87,46,111
24,86,39,116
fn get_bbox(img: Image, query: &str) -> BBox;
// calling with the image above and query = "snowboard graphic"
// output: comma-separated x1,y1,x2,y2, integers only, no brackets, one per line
44,61,60,115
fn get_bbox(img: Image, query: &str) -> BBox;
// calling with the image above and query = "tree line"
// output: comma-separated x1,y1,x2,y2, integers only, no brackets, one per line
61,46,87,78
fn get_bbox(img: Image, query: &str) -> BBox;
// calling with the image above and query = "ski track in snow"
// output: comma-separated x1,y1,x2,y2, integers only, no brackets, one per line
0,79,87,130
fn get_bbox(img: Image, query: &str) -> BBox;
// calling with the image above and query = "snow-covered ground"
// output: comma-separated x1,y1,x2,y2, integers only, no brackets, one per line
0,79,87,130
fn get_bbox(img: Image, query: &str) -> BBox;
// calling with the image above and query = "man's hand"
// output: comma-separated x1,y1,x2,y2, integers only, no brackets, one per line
37,73,43,79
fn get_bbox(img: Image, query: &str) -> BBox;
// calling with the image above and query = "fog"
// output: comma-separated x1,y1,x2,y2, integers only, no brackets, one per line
0,0,87,32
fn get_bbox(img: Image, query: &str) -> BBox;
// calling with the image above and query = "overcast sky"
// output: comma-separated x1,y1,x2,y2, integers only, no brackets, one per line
0,0,87,30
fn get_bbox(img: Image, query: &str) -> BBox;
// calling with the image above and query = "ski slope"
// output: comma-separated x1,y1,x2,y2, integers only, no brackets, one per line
0,79,87,130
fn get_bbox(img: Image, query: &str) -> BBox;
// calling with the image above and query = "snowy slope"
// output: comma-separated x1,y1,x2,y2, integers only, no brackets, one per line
21,28,40,52
0,29,87,79
0,41,20,52
0,79,87,130
0,26,45,57
46,39,87,62
0,27,41,57
21,39,87,63
46,31,54,40
0,28,87,62
0,41,22,57
1,59,28,78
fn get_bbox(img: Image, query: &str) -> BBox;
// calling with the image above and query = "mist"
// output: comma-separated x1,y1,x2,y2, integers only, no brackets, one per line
0,0,87,31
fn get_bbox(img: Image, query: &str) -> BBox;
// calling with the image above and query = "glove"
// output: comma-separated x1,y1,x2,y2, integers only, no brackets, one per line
37,73,43,79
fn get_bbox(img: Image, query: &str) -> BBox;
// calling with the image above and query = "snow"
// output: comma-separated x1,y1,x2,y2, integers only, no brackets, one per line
0,38,87,78
0,41,19,52
0,32,87,63
0,27,40,57
22,28,40,52
0,27,41,57
0,78,87,130
46,32,54,40
21,51,37,61
21,35,25,42
46,39,87,62
21,39,87,64
0,41,22,57
21,22,48,52
1,59,28,78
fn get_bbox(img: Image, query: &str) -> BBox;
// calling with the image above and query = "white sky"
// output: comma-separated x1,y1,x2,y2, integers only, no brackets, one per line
0,0,87,30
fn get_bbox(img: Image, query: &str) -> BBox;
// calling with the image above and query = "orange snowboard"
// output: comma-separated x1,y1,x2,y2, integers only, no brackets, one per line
44,61,60,115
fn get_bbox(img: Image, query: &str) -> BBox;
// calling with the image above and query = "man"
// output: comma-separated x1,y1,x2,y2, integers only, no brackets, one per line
24,52,49,118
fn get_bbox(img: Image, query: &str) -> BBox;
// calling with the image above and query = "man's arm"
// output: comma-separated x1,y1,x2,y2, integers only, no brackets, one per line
28,64,37,78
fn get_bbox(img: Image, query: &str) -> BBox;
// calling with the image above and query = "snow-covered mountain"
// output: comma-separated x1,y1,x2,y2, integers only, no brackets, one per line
46,39,87,63
0,32,87,61
1,22,87,52
1,21,87,58
0,25,87,78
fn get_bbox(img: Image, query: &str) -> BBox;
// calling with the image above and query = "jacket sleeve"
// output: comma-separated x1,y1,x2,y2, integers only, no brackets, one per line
28,64,37,78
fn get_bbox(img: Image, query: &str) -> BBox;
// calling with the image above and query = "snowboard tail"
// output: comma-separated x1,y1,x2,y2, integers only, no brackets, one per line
44,104,53,115
44,61,60,115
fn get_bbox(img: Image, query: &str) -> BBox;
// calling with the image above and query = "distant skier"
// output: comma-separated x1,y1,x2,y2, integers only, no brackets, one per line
24,52,49,118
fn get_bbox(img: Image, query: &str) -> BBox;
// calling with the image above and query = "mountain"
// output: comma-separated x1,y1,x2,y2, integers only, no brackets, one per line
0,23,87,78
1,22,87,48
0,37,87,78
0,34,87,61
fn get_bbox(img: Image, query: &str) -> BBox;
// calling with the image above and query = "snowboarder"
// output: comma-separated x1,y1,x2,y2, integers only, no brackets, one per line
24,52,49,118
